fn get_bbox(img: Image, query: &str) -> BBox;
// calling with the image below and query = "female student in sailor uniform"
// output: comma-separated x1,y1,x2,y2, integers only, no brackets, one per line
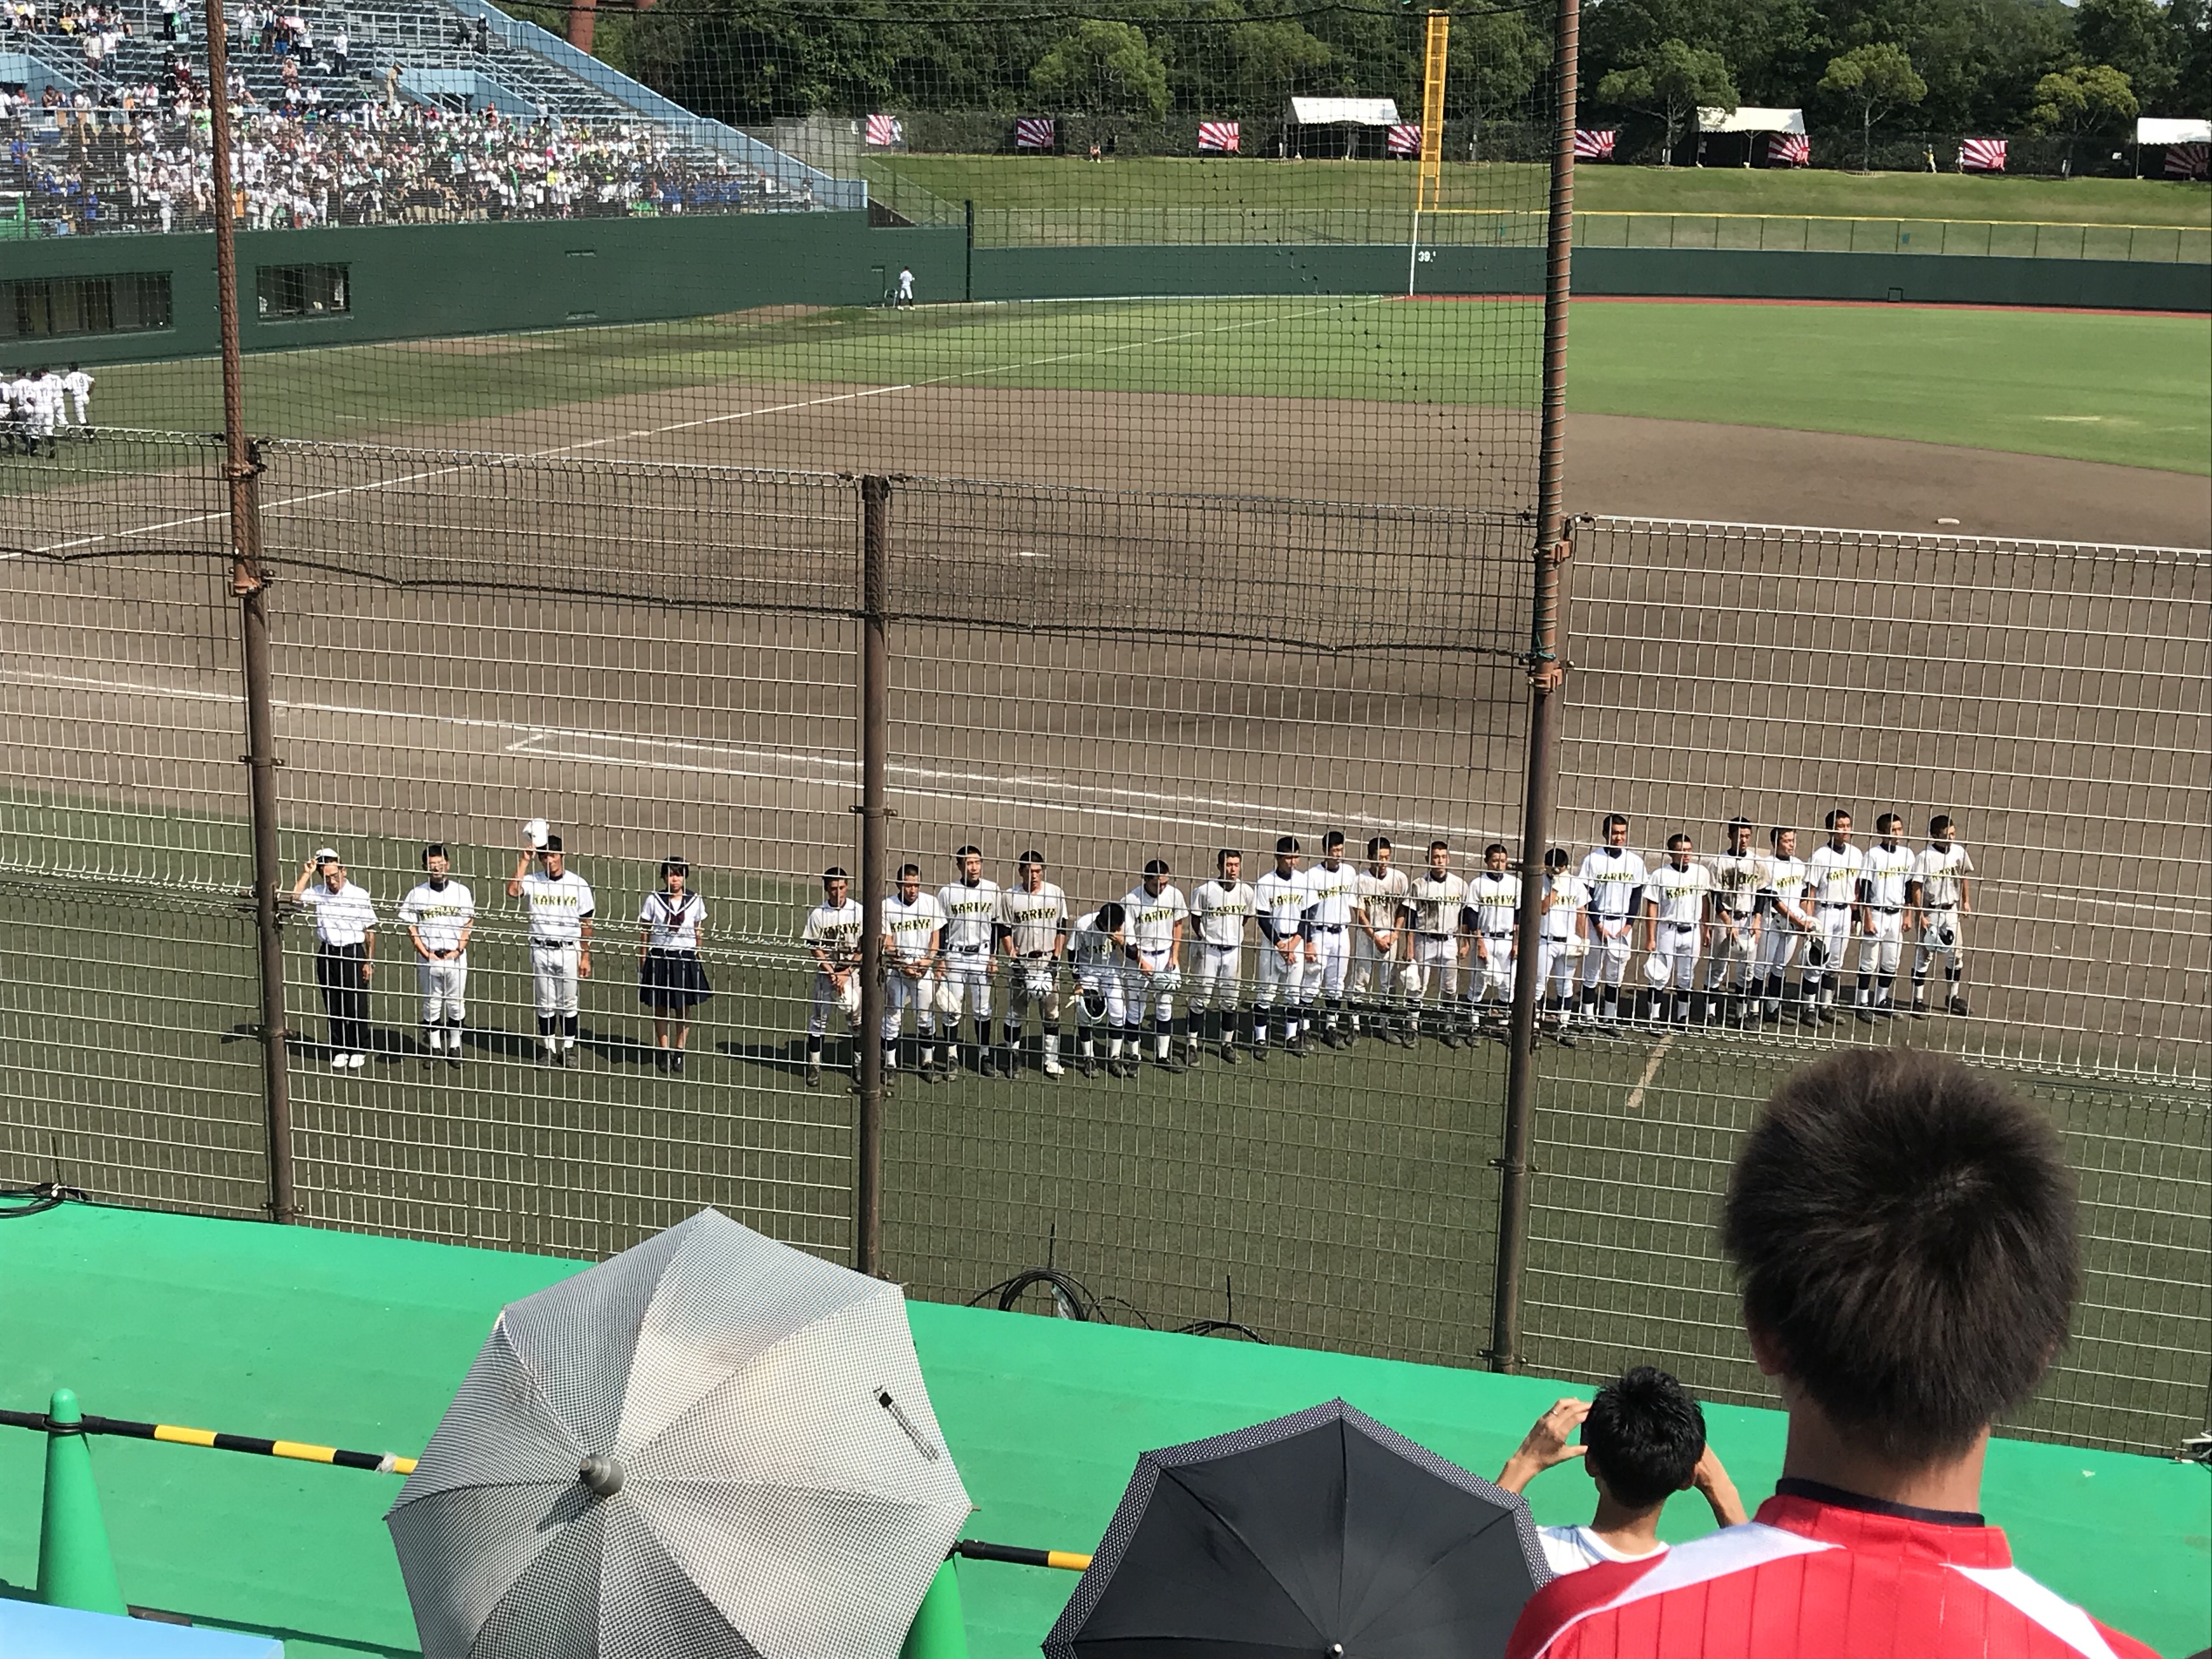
638,856,712,1073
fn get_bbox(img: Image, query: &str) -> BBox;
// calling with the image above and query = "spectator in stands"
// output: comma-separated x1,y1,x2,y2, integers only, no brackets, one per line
1505,1049,2159,1659
1494,1368,1747,1576
330,24,348,76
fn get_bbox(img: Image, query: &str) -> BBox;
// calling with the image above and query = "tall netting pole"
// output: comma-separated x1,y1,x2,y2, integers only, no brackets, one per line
1492,0,1583,1372
855,476,893,1276
1408,9,1449,297
206,0,293,1224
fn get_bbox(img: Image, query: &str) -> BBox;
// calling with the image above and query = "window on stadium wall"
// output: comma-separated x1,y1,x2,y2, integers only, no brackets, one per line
256,263,349,320
0,273,173,342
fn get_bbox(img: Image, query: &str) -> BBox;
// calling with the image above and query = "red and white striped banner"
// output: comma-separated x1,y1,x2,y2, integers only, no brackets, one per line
2165,142,2210,179
1386,122,1421,156
1014,117,1056,150
1767,131,1810,166
864,114,902,148
1959,137,2007,172
1572,128,1617,160
1197,120,1240,154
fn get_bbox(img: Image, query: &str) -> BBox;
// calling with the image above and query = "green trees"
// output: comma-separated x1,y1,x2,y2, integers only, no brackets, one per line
1031,20,1170,121
1820,42,1928,170
1596,40,1739,166
2027,63,2141,166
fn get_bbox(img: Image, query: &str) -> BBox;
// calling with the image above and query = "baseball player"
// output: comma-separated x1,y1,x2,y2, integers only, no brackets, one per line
1643,833,1713,1026
1754,826,1814,1025
397,843,473,1069
1406,840,1468,1047
801,867,865,1088
1802,810,1865,1027
935,845,1000,1080
1252,838,1314,1059
880,864,945,1084
1705,817,1763,1028
1069,901,1130,1078
1536,848,1590,1046
637,856,710,1074
61,362,92,431
1350,836,1411,1046
1119,859,1190,1073
1855,812,1918,1022
995,850,1069,1079
1578,815,1647,1028
1909,815,1974,1018
1460,843,1520,1040
292,848,375,1069
1186,848,1255,1064
509,834,593,1065
1302,832,1361,1047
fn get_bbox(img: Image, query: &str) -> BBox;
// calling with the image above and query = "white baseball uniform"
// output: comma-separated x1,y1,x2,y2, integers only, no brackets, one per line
1119,883,1189,1026
1351,864,1411,1008
1071,909,1128,1031
1301,859,1361,1006
398,877,474,1030
1706,848,1763,991
1755,851,1813,989
1644,860,1713,995
519,867,593,1022
879,891,945,1045
936,875,1001,1020
1804,842,1865,992
1252,868,1312,1015
1463,871,1520,1001
1407,868,1468,1008
1187,876,1255,1013
61,366,91,426
1912,841,1974,983
1538,871,1591,1006
804,898,866,1037
997,881,1069,1025
1578,845,1647,990
1857,839,1918,994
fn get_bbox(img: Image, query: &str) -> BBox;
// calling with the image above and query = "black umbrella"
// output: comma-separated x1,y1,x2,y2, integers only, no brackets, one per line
1044,1398,1550,1659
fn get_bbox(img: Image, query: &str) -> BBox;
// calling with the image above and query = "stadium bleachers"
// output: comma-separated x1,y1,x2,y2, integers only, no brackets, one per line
1,0,856,235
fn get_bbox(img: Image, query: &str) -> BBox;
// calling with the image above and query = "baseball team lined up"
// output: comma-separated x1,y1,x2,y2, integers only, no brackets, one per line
283,807,1974,1084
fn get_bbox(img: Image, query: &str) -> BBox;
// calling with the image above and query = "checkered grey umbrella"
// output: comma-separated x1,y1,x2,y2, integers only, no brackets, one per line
386,1209,972,1659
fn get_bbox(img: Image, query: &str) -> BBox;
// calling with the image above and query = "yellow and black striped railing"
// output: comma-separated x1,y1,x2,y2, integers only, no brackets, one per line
1,1406,418,1476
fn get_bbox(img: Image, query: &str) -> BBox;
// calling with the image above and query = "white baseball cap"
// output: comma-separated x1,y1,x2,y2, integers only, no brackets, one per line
523,817,549,848
313,846,340,864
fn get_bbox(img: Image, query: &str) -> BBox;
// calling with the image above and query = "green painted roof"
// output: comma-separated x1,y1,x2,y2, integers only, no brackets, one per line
2,1204,2203,1657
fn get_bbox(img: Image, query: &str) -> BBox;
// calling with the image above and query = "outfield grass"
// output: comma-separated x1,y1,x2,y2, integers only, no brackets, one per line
869,154,2212,228
72,295,2212,474
1566,300,2212,473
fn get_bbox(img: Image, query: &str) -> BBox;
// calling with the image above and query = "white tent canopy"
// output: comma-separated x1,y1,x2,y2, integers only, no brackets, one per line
2137,117,2211,144
1289,97,1401,126
1697,106,1806,134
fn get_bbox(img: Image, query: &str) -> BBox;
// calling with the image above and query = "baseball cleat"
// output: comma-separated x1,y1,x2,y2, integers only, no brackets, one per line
1163,1053,1189,1075
331,1052,348,1070
1041,1058,1065,1079
1439,1031,1462,1050
1949,996,1970,1016
1250,1044,1269,1063
1219,1043,1240,1064
1285,1037,1308,1058
804,1063,822,1088
1077,1054,1099,1079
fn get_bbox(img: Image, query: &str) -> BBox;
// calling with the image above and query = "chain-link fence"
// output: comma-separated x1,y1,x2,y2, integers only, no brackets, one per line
2,454,2206,1457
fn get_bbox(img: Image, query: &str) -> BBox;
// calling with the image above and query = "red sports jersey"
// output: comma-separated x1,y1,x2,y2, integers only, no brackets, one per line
1506,1484,2158,1659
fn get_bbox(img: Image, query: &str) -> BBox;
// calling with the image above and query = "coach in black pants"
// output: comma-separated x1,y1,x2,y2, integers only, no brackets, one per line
294,848,378,1069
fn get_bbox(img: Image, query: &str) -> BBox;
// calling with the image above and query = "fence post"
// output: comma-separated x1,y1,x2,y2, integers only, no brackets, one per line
855,476,893,1277
1491,0,1584,1375
205,0,292,1226
963,199,975,303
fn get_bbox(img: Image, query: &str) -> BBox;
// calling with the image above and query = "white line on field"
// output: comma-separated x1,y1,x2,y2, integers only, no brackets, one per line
1623,1033,1674,1112
27,297,1381,557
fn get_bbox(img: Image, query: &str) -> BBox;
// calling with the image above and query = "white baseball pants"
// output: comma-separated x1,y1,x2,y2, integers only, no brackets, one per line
531,943,580,1017
1809,905,1854,974
1470,933,1515,1000
1537,937,1579,1002
1582,918,1634,988
939,946,994,1019
1858,910,1905,978
1653,922,1701,992
1189,942,1243,1011
1706,915,1759,989
1412,933,1459,1004
415,955,467,1023
1756,918,1803,979
1255,941,1304,1007
1306,926,1351,998
1076,967,1127,1030
1007,957,1062,1024
1349,935,1403,1005
1915,909,1966,975
809,970,855,1037
1126,949,1178,1022
883,967,936,1040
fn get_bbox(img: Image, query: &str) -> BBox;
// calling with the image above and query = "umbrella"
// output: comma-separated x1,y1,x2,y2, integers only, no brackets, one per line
386,1209,972,1659
1045,1398,1548,1659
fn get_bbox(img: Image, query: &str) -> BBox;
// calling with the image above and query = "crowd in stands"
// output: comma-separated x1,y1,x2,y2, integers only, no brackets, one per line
2,0,803,233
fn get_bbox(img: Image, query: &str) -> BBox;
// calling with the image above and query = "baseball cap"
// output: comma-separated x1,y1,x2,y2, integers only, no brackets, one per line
312,845,340,864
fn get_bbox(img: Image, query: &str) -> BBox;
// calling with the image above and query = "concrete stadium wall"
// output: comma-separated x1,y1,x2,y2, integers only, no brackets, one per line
3,215,2202,370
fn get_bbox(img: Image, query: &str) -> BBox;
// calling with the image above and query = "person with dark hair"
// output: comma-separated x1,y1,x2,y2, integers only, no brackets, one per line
637,855,709,1074
1496,1367,1747,1575
1508,1049,2157,1659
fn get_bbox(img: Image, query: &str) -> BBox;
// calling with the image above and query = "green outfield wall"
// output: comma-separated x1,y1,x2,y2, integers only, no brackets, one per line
1,213,2203,370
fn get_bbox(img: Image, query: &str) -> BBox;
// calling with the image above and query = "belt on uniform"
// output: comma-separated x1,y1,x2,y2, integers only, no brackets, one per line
1819,903,1850,910
1876,906,1901,915
952,944,985,952
1664,921,1696,930
1482,929,1512,938
1201,940,1239,950
530,938,573,948
1926,902,1956,910
1316,924,1345,933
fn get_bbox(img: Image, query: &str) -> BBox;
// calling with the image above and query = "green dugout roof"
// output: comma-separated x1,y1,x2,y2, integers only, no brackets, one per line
2,1205,2204,1657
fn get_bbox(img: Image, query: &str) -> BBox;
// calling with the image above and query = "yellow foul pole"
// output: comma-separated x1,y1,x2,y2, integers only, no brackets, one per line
1409,9,1450,294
